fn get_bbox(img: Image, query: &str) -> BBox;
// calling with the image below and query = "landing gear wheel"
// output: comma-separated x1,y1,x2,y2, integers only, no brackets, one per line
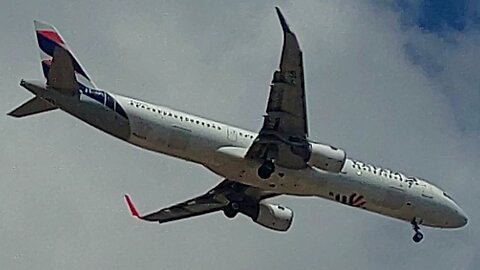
258,161,275,179
223,203,239,219
411,219,424,243
412,232,424,243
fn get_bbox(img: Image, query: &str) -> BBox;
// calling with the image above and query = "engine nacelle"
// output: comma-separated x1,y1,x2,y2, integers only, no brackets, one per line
308,142,346,173
253,202,293,232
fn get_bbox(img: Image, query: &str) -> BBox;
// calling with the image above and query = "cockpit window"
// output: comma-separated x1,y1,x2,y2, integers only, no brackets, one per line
443,192,454,201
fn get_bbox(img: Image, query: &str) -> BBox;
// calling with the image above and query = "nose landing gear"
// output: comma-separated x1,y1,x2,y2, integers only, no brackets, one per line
258,160,275,179
411,219,424,243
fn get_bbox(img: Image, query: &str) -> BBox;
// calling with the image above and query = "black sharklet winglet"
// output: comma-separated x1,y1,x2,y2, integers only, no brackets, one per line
275,7,292,34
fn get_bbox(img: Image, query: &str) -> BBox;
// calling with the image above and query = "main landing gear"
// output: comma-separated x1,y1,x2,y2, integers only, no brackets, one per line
258,160,275,179
411,219,424,243
223,202,239,218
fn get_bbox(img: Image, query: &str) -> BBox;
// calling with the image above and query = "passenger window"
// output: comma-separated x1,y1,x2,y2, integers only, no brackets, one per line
168,113,172,116
190,119,194,123
207,124,210,127
196,120,199,124
218,127,221,130
152,108,156,112
174,115,177,118
185,117,189,121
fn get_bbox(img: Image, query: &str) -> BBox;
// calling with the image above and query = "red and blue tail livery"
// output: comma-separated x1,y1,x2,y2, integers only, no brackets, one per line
34,20,97,89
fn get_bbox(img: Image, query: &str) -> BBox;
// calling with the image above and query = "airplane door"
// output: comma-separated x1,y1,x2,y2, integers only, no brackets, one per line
227,128,237,142
418,183,441,220
131,119,150,141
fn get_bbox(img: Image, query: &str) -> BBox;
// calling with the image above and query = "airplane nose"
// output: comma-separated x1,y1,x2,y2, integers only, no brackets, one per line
451,206,468,228
458,210,468,227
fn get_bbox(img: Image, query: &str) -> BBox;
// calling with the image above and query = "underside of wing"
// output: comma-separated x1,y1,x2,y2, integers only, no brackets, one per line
125,189,226,223
269,7,308,138
124,180,278,224
136,196,225,223
246,8,310,170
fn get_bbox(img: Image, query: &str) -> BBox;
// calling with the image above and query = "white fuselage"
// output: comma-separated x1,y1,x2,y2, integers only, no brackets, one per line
21,80,467,229
111,94,466,229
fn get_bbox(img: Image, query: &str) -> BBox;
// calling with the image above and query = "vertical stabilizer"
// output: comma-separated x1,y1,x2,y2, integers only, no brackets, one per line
34,20,97,89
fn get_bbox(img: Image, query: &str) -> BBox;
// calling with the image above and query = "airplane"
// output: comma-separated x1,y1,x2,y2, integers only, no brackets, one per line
8,7,467,243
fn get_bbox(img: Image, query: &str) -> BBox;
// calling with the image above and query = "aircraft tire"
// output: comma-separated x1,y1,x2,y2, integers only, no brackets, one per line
224,204,238,219
412,232,424,243
258,161,275,179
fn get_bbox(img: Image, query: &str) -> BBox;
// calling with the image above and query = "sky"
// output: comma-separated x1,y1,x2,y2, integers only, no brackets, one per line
0,0,479,269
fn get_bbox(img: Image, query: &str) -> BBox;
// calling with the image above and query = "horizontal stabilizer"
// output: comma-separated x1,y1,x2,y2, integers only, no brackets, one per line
7,97,57,118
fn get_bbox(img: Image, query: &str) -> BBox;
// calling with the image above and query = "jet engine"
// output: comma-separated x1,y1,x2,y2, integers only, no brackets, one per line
252,201,293,232
307,142,346,173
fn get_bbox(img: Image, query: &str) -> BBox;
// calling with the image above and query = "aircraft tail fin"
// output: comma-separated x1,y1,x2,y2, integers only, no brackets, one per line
34,20,97,89
7,96,57,118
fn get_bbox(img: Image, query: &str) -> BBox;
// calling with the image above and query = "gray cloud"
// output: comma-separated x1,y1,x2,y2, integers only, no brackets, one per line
0,1,478,269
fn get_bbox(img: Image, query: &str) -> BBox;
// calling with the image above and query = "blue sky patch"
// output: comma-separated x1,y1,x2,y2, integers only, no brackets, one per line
396,0,479,33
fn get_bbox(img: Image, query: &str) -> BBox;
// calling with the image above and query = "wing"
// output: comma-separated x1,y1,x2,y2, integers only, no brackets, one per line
124,180,277,224
246,7,310,169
